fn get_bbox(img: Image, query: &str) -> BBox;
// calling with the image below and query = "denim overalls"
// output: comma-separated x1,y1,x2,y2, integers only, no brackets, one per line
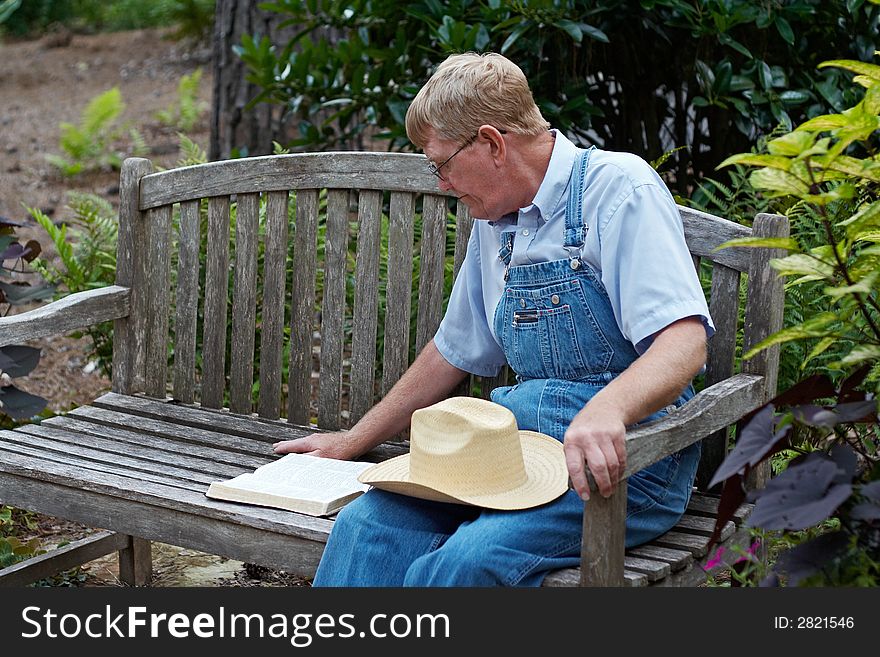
313,148,702,587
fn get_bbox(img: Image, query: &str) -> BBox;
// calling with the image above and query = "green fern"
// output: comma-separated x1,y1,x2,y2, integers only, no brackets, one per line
156,69,208,132
176,133,208,167
46,87,129,176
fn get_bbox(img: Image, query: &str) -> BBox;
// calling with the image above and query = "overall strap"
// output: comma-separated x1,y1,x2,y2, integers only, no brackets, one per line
563,146,593,266
497,146,594,276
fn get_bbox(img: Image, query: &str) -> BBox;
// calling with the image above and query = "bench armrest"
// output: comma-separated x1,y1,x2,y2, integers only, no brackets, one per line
0,286,130,348
622,372,766,478
578,372,766,586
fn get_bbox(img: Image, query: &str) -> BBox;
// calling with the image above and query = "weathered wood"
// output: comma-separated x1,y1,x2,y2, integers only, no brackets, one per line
580,481,627,586
39,416,258,477
0,449,334,542
679,206,752,272
258,190,290,419
627,544,693,571
742,213,789,492
0,530,129,587
349,189,383,425
623,373,765,477
229,192,260,414
697,262,742,489
2,425,221,488
382,191,415,397
140,153,446,209
684,494,753,526
452,202,473,280
317,189,350,430
0,286,129,348
415,194,448,353
119,536,152,586
543,568,648,587
144,204,173,398
173,199,201,403
742,213,789,400
201,196,231,408
287,189,319,426
113,157,153,394
622,555,671,581
0,152,790,590
70,405,280,460
0,469,328,578
92,392,302,445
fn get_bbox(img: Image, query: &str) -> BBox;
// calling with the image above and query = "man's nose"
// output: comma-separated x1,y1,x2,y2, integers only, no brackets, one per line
437,177,453,192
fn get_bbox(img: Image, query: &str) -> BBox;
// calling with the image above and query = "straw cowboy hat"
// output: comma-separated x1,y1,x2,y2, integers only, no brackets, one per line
358,397,568,510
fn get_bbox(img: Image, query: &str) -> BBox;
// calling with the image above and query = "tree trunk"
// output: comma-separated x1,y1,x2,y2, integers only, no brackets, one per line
210,0,296,161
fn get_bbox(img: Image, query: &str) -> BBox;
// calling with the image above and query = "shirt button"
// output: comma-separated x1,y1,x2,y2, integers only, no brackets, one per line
519,299,527,308
522,229,530,236
551,294,560,305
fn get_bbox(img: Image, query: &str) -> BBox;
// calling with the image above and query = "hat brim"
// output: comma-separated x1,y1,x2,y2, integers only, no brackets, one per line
357,431,568,510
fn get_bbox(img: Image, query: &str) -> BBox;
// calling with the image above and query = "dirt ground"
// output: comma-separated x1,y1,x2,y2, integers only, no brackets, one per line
1,27,308,587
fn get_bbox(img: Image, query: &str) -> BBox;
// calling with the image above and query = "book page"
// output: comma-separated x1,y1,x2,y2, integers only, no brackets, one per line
212,453,373,504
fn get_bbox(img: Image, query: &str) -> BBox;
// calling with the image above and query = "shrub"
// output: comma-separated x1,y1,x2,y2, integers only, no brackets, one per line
709,55,880,586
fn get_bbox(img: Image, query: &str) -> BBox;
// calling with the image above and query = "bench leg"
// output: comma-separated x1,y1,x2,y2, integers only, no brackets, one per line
118,536,152,586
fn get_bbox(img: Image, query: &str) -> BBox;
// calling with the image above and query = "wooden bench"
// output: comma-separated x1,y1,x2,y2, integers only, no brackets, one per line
0,152,787,587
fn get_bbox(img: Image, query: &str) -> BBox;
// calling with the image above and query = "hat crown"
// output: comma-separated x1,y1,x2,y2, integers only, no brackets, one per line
409,397,527,494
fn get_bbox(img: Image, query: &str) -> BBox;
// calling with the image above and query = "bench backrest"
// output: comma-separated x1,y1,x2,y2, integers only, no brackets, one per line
113,152,786,487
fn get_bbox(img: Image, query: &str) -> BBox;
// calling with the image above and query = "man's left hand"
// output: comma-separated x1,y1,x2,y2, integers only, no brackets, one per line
563,402,627,500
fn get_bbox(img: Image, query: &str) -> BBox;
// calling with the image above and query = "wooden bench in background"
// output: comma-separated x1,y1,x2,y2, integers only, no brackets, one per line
0,152,787,587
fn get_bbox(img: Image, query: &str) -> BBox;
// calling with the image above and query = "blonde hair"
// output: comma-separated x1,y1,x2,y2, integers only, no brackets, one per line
405,52,549,148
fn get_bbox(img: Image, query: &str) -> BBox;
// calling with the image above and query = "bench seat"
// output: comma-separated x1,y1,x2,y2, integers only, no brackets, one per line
0,392,750,587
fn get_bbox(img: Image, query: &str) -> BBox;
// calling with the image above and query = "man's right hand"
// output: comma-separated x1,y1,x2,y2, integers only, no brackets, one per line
272,432,361,460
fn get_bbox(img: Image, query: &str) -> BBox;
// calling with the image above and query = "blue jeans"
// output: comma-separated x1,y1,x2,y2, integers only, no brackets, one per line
313,390,700,587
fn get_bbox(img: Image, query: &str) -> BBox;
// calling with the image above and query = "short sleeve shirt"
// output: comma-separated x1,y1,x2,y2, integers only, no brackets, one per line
434,131,715,376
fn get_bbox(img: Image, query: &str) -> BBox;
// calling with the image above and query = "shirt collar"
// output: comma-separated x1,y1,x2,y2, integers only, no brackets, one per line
489,130,579,230
527,130,578,222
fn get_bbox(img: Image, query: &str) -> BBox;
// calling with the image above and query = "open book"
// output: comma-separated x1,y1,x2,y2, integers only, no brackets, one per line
205,453,374,517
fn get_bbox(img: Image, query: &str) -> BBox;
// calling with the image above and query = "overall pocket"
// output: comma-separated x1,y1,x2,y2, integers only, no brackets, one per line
496,278,613,379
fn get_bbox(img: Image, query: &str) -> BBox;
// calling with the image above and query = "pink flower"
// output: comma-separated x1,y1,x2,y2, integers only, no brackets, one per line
703,546,726,570
734,540,762,564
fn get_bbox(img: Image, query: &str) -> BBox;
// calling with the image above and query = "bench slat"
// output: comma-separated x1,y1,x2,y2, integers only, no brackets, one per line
144,204,173,398
349,189,383,426
202,196,231,408
699,261,742,486
38,416,258,478
415,194,447,353
229,192,260,414
317,189,350,430
626,544,693,571
382,191,415,397
287,189,319,425
93,392,306,442
452,202,472,280
44,415,270,472
173,199,201,403
70,405,283,460
258,190,290,419
0,447,334,540
0,432,209,491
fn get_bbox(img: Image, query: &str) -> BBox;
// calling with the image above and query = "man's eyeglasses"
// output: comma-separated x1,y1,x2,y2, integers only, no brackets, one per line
427,129,506,181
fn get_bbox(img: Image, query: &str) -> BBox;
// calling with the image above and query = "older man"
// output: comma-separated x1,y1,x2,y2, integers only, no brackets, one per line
274,52,713,586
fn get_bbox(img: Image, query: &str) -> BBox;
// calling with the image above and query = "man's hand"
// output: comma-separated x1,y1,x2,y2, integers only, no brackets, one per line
563,401,627,500
273,432,361,461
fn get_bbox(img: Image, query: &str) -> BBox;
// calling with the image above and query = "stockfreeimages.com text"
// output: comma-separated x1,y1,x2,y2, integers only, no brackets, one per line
21,606,451,646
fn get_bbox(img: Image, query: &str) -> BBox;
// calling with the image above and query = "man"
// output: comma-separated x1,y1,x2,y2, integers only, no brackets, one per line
273,52,713,586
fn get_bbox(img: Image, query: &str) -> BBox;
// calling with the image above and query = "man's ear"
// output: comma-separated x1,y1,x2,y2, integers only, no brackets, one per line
478,125,506,165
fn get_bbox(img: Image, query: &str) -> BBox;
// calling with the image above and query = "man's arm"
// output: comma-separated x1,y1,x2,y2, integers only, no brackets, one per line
273,339,469,459
564,316,707,500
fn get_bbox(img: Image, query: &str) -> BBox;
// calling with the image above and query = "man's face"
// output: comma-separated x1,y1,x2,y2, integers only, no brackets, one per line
423,129,508,221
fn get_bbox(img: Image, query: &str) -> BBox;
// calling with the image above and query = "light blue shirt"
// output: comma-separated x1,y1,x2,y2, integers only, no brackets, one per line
434,131,715,376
